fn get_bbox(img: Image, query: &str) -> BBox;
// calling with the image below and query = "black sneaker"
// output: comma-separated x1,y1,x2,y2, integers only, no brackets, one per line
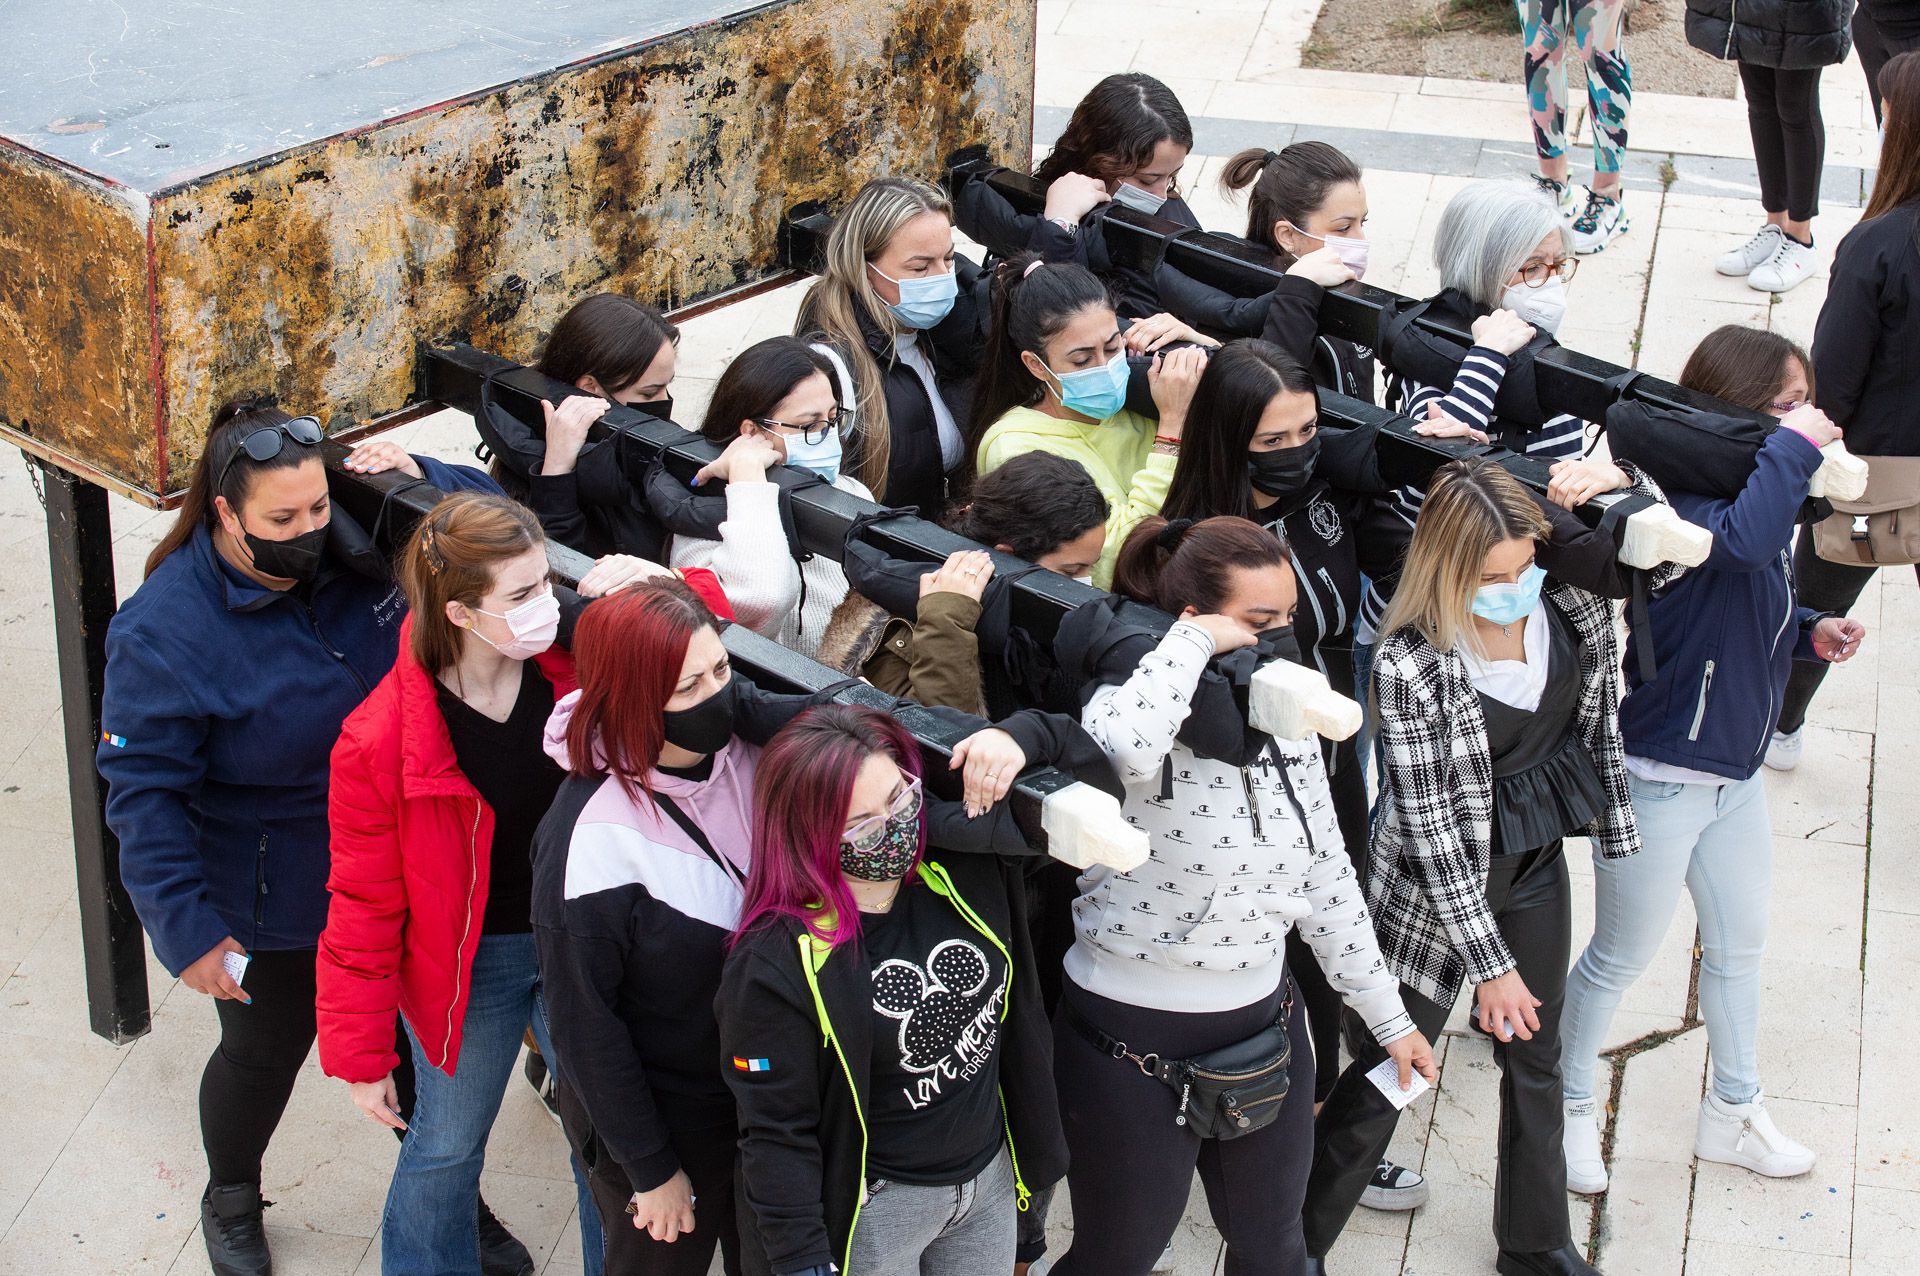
478,1195,535,1276
201,1182,273,1276
523,1047,562,1125
1358,1159,1429,1211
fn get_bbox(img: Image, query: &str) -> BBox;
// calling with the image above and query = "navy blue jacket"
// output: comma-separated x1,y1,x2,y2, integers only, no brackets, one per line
98,456,495,974
1619,429,1828,781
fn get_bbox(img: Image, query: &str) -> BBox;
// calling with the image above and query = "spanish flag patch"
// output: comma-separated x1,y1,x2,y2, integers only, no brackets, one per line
732,1056,771,1073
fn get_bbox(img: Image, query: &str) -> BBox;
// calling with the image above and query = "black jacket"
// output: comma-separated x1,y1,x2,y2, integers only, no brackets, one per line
951,170,1199,317
1862,0,1920,39
1812,201,1920,455
1685,0,1854,67
719,850,1069,1276
1156,255,1378,402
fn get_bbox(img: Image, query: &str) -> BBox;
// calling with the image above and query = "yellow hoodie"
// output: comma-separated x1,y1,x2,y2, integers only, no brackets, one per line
974,405,1175,589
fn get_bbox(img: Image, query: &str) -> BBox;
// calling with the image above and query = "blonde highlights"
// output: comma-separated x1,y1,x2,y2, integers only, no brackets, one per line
1378,460,1552,656
399,492,546,674
794,176,954,501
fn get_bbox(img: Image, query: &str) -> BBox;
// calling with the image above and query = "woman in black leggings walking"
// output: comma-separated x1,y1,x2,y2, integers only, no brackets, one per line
1687,0,1855,294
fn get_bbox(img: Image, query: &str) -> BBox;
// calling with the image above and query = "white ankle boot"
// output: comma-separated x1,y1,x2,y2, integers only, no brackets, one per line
1695,1091,1816,1177
1563,1097,1609,1194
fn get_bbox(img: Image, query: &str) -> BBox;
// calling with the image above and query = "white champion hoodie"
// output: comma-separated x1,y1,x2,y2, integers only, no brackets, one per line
1071,621,1414,1043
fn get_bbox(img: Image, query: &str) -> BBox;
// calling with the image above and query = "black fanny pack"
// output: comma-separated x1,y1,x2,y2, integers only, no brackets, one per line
1063,988,1295,1140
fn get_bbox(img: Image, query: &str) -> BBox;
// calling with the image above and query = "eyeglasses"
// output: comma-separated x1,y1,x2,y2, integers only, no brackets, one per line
751,407,852,445
216,415,325,492
840,775,923,854
1771,400,1804,414
1513,257,1580,288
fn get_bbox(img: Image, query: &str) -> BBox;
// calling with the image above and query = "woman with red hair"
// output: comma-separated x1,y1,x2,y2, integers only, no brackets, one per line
718,705,1084,1276
531,582,1074,1276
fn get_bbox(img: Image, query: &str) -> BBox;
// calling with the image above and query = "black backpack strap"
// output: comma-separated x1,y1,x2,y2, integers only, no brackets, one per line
651,793,747,887
1595,493,1661,683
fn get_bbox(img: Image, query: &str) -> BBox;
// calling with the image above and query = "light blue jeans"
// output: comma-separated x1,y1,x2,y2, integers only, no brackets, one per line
382,932,604,1276
847,1147,1016,1276
1561,770,1772,1106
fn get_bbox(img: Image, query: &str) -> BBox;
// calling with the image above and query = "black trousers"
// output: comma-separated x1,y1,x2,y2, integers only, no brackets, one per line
1739,62,1827,221
557,1083,740,1276
1303,843,1573,1259
200,948,319,1187
1854,3,1920,124
1286,734,1372,1103
1048,978,1315,1276
1777,525,1915,734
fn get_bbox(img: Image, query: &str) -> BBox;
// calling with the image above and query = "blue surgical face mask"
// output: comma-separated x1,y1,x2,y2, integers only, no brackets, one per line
1045,351,1130,421
778,428,844,485
870,263,958,330
1472,564,1546,627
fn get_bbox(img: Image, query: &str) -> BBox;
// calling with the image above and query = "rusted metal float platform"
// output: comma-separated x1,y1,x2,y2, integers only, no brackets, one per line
0,0,1036,505
0,0,1036,1041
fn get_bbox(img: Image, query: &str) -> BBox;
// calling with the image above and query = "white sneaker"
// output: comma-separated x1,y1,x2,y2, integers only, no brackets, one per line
1694,1091,1816,1177
1535,174,1580,218
1748,234,1819,293
1764,727,1803,771
1151,1241,1176,1272
1569,190,1628,254
1563,1097,1610,1194
1716,224,1785,277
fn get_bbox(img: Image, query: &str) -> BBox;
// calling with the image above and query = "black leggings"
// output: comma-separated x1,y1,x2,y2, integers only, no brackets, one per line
1738,62,1827,221
1304,843,1574,1259
1854,3,1920,124
1286,735,1371,1103
200,948,319,1186
557,1084,740,1276
1048,978,1315,1276
1776,525,1913,733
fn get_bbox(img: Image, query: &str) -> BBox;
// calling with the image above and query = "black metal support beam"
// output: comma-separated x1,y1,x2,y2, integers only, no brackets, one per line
41,463,150,1044
941,154,1770,429
321,447,1080,828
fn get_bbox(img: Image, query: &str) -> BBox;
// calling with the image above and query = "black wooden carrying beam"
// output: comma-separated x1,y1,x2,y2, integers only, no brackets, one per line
419,344,1173,653
938,153,1770,429
318,443,1082,826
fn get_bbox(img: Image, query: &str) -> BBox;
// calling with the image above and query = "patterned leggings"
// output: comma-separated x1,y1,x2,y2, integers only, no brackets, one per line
1518,0,1632,187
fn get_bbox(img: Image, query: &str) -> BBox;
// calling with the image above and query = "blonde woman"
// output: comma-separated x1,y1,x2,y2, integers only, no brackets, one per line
1302,459,1665,1276
794,176,1079,517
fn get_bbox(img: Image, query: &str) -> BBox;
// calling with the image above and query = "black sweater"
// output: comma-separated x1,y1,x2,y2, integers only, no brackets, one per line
1155,255,1379,402
1812,202,1920,456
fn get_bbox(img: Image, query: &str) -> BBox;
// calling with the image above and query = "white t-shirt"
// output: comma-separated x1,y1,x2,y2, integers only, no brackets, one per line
894,332,963,472
1460,598,1551,712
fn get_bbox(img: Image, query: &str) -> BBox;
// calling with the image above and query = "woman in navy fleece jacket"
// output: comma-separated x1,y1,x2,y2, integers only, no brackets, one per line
95,400,496,1276
1557,329,1865,1198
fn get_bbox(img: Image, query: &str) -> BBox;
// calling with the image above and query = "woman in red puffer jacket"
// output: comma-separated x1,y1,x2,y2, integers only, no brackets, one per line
317,490,728,1276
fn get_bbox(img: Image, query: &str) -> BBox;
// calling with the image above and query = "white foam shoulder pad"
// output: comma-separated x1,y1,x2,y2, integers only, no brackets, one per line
1808,442,1869,502
1041,783,1150,872
1249,660,1363,742
1616,502,1712,569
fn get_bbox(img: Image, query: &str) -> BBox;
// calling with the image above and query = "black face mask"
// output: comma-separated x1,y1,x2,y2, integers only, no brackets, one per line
243,524,327,585
661,678,736,756
1247,438,1320,499
1256,625,1303,666
633,395,675,424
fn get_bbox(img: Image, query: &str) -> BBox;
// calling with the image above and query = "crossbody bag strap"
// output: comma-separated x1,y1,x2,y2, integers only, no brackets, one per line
651,793,747,887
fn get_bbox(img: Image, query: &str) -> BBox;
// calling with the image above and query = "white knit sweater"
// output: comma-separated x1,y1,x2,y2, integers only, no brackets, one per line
1072,621,1415,1041
667,475,868,659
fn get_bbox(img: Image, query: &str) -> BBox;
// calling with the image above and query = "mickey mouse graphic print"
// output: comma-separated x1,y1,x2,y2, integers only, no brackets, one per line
862,881,1011,1185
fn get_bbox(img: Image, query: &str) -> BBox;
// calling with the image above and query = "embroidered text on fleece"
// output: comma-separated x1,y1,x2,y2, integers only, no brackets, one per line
1072,621,1414,1043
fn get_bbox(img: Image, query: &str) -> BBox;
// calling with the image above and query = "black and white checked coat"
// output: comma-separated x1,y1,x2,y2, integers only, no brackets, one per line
1366,579,1640,1006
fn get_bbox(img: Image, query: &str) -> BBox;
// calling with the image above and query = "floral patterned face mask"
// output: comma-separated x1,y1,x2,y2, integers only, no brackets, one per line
838,776,922,881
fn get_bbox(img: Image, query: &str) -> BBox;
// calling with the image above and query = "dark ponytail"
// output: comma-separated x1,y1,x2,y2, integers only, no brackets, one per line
1111,514,1287,616
1219,141,1364,263
144,398,316,578
959,256,1115,491
536,293,680,397
1034,72,1193,188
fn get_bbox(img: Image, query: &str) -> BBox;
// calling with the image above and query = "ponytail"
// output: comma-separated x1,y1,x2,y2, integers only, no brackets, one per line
960,255,1115,492
1218,141,1363,264
144,397,310,578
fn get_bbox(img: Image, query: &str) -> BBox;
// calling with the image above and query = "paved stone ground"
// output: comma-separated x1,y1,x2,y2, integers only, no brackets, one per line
0,3,1908,1272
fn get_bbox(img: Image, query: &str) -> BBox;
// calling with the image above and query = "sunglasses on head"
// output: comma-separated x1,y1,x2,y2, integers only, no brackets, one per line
216,415,325,493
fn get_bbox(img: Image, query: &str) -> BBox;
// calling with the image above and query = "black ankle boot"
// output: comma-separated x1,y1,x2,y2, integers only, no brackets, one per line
1305,1257,1330,1276
1496,1242,1601,1276
477,1196,534,1276
201,1183,273,1276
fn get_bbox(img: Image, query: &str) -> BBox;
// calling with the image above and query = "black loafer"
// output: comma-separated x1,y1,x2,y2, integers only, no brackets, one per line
478,1195,534,1276
1496,1242,1600,1276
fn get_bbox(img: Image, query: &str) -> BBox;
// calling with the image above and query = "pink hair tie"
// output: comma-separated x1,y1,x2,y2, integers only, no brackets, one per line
1023,259,1045,279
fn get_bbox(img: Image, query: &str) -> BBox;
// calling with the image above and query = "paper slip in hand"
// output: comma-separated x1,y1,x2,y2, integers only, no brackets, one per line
222,950,250,988
1365,1056,1431,1110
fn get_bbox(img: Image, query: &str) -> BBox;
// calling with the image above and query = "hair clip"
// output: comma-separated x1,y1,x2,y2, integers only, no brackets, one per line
421,524,443,574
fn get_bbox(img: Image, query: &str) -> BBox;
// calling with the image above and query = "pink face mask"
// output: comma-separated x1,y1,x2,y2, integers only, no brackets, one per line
1291,226,1370,280
467,589,560,660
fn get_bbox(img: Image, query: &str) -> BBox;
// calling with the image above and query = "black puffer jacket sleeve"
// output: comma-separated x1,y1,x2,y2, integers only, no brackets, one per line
1154,263,1267,340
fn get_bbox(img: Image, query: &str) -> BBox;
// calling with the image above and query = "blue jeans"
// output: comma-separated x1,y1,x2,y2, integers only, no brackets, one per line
1560,770,1772,1106
382,933,604,1276
1352,638,1379,786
